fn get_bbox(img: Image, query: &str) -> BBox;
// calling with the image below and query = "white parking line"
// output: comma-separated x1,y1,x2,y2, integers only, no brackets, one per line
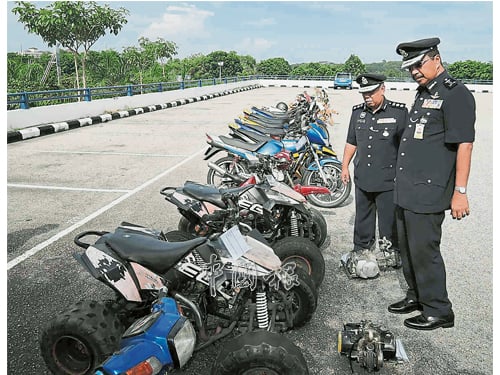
7,148,205,271
36,150,188,157
7,184,131,193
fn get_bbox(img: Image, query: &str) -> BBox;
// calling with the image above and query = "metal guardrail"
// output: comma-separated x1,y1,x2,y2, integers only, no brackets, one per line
7,75,492,110
6,76,256,110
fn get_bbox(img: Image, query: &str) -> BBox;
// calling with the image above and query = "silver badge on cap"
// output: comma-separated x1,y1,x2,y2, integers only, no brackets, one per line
398,49,408,57
361,77,368,85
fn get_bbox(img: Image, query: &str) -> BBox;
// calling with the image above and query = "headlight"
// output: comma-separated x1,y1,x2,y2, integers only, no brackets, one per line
167,317,196,368
122,311,161,338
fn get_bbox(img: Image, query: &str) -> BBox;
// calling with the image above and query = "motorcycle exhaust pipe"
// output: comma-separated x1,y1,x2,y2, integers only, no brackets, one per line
207,162,246,184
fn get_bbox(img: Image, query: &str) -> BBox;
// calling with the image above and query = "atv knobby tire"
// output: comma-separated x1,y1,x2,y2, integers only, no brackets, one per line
270,267,317,329
272,236,325,288
309,206,328,249
177,216,198,235
40,300,124,375
211,330,309,375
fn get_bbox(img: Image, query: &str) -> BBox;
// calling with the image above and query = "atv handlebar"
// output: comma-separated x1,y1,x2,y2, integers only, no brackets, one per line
74,230,108,249
160,187,176,197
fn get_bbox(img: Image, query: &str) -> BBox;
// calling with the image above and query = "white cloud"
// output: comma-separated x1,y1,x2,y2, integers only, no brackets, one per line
141,3,214,40
240,37,275,51
244,17,276,27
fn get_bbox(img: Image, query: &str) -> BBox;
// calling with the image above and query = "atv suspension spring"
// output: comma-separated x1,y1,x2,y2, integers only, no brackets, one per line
290,210,299,237
256,292,269,329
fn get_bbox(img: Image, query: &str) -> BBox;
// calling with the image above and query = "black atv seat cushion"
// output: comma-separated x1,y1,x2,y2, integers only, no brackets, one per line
183,182,227,208
103,232,207,275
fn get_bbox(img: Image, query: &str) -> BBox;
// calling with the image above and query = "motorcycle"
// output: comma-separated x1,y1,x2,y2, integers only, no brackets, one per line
95,287,310,375
204,122,351,208
40,222,317,374
160,174,326,287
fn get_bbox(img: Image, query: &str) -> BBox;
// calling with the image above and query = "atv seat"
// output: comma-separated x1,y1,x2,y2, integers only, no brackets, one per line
102,231,207,275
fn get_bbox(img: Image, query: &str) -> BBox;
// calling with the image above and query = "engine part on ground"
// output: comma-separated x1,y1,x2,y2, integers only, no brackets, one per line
374,237,402,269
340,249,380,279
338,320,408,373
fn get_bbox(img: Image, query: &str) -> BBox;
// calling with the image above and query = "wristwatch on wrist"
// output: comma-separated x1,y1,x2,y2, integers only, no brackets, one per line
455,186,467,194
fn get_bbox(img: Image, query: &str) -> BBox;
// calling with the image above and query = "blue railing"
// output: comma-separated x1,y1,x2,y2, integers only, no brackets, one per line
7,75,491,110
7,76,257,110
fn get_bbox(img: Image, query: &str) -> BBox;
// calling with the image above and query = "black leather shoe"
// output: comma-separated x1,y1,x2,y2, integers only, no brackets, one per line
388,298,423,314
404,313,454,330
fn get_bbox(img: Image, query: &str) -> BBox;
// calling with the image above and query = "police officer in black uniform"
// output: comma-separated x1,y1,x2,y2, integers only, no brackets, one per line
388,38,475,330
341,74,408,258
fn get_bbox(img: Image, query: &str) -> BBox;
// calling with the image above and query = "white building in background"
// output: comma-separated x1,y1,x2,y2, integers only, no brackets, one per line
19,47,50,57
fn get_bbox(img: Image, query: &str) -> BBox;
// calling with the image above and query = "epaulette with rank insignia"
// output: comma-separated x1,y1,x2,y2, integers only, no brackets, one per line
443,77,457,89
352,103,364,111
387,100,406,109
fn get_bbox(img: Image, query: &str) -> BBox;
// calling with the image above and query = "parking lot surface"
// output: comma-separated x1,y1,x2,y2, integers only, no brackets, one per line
7,87,493,374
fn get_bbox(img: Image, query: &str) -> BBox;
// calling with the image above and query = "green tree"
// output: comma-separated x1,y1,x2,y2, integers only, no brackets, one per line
201,51,243,80
12,1,129,88
85,49,125,86
140,37,178,79
343,54,365,77
447,60,493,81
238,55,257,76
257,57,291,76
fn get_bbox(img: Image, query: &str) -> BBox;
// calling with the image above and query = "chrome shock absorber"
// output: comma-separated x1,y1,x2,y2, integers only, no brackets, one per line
256,291,269,329
290,210,299,237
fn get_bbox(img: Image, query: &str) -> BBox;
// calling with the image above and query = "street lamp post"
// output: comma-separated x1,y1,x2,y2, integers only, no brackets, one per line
218,61,224,83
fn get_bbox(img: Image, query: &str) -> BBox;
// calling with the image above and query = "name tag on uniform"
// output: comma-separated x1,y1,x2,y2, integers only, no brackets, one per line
377,118,396,124
414,123,425,139
422,99,443,109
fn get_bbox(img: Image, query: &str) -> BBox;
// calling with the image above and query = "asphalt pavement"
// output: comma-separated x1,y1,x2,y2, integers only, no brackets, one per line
6,87,493,374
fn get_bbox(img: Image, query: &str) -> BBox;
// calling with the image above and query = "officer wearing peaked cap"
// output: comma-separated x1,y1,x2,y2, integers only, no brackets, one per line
388,37,476,331
341,73,408,265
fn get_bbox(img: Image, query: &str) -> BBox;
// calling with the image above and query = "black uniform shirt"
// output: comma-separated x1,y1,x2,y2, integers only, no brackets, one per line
394,71,476,213
346,98,408,192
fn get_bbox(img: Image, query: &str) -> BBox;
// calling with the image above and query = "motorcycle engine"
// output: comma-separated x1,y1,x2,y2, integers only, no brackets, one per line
338,321,397,373
340,250,380,279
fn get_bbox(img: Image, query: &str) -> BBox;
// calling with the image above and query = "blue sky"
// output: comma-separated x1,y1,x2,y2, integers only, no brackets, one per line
5,1,494,64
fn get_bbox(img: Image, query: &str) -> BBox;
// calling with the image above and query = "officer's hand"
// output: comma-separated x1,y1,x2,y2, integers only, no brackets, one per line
341,168,350,185
451,192,470,220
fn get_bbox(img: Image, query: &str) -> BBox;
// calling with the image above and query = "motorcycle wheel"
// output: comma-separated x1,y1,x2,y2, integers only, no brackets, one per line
302,162,351,208
270,267,317,328
177,217,198,236
272,236,325,288
207,156,250,188
39,300,124,375
308,207,328,249
211,330,309,375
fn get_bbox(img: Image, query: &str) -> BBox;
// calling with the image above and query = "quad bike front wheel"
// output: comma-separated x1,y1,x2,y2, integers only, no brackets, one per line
269,267,318,329
39,300,124,375
211,330,309,375
272,236,325,288
308,207,328,249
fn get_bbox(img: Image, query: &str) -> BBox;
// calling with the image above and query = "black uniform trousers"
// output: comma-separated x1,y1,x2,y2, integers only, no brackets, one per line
353,186,398,251
395,206,453,317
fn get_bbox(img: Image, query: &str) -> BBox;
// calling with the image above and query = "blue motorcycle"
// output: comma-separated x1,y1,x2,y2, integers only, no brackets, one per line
205,122,351,208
